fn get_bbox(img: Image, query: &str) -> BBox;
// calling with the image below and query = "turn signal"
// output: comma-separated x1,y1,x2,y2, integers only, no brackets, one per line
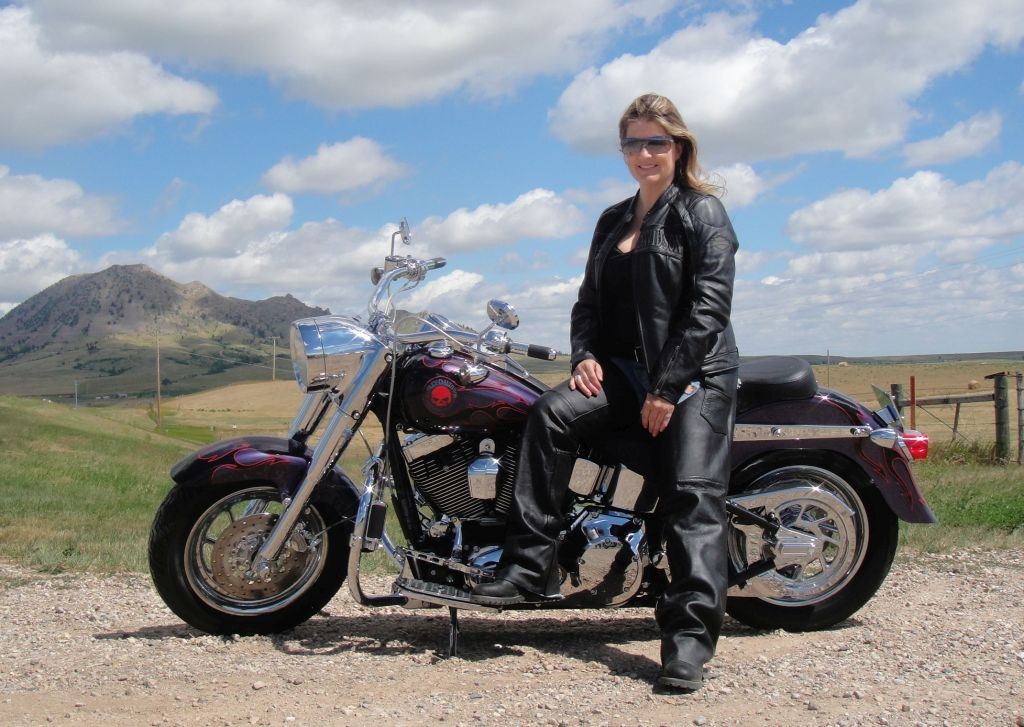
901,430,929,460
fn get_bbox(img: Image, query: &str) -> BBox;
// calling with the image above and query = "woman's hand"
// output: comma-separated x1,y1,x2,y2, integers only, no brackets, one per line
569,359,603,397
641,383,694,436
640,394,674,436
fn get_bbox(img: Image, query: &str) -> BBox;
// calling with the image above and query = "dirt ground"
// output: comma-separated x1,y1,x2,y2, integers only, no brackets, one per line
1,548,1022,727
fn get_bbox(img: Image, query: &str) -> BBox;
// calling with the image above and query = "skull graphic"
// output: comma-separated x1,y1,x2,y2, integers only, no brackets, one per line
429,383,454,409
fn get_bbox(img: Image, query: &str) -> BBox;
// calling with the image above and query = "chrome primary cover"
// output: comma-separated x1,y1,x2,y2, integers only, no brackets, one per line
560,511,647,607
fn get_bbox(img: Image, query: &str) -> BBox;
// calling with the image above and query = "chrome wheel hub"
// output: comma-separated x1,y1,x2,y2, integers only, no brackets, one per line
184,486,328,616
208,513,309,601
728,467,867,606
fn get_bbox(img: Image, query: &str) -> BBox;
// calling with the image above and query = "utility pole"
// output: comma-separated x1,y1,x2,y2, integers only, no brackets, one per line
270,336,278,382
155,329,162,428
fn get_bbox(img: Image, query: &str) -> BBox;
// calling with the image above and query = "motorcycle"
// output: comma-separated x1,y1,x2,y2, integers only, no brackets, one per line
149,219,935,654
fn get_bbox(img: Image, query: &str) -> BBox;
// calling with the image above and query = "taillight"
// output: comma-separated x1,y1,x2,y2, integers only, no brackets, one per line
901,430,929,460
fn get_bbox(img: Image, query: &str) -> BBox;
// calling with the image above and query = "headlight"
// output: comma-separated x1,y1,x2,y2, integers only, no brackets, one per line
289,316,384,393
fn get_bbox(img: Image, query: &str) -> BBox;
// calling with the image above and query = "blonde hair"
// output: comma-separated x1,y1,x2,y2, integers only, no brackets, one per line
619,93,721,196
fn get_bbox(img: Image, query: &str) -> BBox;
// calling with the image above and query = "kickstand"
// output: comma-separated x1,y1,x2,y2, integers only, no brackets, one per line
446,606,460,658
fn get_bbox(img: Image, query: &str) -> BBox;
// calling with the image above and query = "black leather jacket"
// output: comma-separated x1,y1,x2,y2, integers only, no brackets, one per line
570,184,739,403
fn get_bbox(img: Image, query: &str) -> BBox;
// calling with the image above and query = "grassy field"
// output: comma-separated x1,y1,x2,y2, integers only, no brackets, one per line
0,396,192,572
1,359,1021,575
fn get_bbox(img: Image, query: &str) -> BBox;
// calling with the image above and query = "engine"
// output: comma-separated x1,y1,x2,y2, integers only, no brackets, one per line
401,433,518,519
401,433,654,608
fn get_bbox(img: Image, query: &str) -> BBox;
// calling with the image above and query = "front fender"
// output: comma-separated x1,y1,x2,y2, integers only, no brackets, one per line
169,436,359,508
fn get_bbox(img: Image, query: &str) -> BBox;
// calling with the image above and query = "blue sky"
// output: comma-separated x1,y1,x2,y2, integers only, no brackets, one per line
1,0,1022,357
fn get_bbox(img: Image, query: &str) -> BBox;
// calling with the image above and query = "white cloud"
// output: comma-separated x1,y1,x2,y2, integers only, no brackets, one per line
402,270,485,312
124,212,415,316
732,253,1024,356
0,166,124,238
735,249,771,275
786,162,1024,250
149,193,294,261
27,0,671,110
0,234,84,301
262,138,410,196
417,189,587,252
563,177,637,212
549,0,1024,164
502,274,585,351
125,192,588,347
712,163,783,209
784,244,936,278
937,237,996,263
0,6,216,147
902,111,1003,167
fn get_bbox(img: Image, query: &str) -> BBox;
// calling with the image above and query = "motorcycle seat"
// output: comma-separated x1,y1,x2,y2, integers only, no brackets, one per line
736,356,817,413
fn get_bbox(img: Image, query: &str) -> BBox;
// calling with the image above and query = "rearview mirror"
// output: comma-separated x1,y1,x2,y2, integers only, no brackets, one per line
486,300,519,330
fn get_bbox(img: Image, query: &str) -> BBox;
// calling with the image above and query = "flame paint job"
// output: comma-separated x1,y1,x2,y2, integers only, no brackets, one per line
398,352,541,434
170,436,309,490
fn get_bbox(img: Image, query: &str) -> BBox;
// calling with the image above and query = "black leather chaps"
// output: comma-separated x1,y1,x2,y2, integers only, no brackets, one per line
497,360,738,667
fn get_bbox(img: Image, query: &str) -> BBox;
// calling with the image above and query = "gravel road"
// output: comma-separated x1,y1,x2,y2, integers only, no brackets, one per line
2,548,1022,727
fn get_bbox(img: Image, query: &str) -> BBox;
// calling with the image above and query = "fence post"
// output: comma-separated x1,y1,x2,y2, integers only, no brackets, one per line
909,376,917,430
988,373,1010,462
952,402,961,442
1016,371,1023,465
890,383,905,415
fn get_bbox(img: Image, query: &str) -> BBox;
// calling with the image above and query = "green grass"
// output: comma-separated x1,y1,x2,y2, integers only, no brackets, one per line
900,441,1024,551
0,396,1020,577
0,396,192,572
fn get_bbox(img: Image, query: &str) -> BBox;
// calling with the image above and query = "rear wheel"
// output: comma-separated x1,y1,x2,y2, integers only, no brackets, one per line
149,481,352,635
725,465,897,631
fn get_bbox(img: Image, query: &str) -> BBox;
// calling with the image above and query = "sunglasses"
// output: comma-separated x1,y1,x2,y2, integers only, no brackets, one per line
620,136,675,155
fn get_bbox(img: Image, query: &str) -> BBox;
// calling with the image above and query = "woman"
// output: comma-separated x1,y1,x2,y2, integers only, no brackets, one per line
472,93,739,693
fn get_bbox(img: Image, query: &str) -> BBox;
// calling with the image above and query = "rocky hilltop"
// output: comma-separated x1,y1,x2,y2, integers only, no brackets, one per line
0,265,329,397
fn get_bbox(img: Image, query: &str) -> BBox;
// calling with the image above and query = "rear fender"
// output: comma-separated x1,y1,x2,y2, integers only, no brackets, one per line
733,391,935,524
169,436,359,509
730,446,936,524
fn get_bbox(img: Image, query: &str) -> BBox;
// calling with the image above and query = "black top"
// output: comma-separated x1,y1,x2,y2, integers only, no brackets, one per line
599,247,640,358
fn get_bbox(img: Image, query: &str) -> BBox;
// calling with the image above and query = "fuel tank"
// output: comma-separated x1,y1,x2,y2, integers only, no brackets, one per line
398,351,542,434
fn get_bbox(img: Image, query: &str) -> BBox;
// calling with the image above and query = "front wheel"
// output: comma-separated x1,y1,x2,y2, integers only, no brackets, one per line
725,464,898,632
148,481,352,635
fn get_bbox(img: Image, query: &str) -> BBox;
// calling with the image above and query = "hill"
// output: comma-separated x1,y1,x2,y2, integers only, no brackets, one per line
0,264,329,398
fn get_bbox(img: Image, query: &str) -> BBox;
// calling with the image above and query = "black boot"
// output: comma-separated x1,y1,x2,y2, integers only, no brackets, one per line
469,579,525,606
657,659,704,692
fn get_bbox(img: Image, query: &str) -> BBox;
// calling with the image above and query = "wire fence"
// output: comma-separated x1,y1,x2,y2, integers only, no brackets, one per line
886,372,1023,463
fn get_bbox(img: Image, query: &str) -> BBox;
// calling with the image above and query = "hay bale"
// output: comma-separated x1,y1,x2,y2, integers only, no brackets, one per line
837,361,849,367
967,379,980,390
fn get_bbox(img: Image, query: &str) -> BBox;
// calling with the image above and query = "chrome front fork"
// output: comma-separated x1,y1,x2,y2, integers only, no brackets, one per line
346,457,406,606
250,350,389,579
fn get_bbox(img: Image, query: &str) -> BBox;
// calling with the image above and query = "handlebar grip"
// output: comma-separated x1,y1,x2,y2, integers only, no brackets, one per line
426,257,447,270
526,344,557,361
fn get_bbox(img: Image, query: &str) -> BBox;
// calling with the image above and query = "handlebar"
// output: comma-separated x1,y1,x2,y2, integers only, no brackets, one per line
508,341,558,361
371,253,557,361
